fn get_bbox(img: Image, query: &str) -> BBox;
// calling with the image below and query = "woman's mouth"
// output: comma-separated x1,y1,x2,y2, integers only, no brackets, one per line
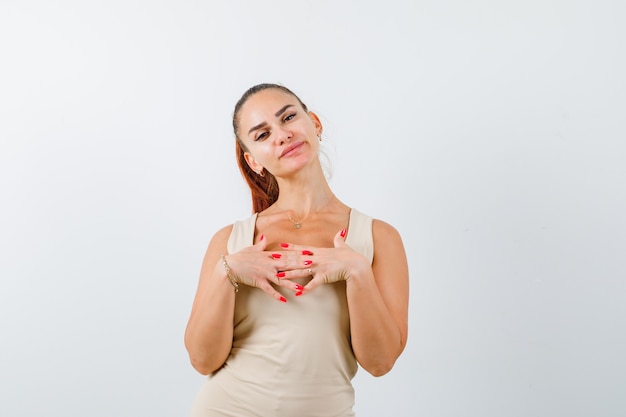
280,142,303,158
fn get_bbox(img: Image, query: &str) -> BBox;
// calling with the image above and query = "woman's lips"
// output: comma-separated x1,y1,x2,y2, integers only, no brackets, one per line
280,142,303,158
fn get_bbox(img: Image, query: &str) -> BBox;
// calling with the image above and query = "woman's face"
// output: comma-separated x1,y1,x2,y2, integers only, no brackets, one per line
237,89,322,177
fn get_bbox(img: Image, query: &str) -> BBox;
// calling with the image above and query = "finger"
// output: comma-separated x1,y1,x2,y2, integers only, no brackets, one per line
243,234,267,252
269,251,315,273
277,242,317,253
257,280,287,303
283,280,306,294
333,228,348,248
274,270,309,293
254,234,267,251
301,275,325,294
280,267,316,296
275,268,311,280
268,249,311,261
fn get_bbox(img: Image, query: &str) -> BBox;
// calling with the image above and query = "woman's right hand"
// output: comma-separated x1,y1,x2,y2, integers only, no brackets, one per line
222,235,300,302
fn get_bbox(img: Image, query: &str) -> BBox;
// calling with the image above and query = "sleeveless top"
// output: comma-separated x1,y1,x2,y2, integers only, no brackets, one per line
190,209,374,417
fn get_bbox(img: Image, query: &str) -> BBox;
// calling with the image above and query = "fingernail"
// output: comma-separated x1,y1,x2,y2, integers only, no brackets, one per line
260,234,265,241
304,260,312,266
301,250,313,255
294,284,303,290
340,228,347,238
276,272,286,278
271,253,282,259
295,291,303,297
280,243,289,248
279,296,287,303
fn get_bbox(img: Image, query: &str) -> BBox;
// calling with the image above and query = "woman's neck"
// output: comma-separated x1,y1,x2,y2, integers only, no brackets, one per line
275,188,335,217
273,170,336,217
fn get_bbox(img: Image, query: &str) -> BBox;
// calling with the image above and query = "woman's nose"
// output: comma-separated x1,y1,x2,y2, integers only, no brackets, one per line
274,125,293,144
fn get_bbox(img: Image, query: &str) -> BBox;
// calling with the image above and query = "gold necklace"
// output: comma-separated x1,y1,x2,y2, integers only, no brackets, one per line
287,215,303,229
277,196,334,230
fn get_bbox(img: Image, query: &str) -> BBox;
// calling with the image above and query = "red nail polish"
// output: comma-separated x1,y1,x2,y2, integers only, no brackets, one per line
271,253,282,259
260,234,265,240
295,291,303,297
279,296,287,303
280,243,289,248
340,228,347,238
304,260,312,266
276,272,286,278
302,250,313,255
295,284,303,290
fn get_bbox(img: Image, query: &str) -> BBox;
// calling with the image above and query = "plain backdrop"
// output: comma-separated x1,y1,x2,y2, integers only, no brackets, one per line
1,1,625,416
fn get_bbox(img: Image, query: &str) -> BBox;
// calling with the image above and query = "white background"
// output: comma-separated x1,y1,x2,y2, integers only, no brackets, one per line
1,1,625,416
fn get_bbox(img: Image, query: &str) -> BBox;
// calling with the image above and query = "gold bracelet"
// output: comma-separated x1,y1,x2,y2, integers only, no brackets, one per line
220,254,239,292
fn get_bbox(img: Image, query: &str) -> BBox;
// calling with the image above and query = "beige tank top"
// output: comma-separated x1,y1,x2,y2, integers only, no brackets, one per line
190,209,374,417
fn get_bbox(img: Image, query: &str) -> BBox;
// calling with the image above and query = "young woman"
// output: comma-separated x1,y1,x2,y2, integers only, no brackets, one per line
185,83,409,416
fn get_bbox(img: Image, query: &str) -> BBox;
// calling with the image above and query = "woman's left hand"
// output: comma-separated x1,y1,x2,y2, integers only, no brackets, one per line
272,228,370,294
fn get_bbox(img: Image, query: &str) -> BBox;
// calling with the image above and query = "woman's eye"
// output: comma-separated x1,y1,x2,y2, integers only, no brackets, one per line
284,113,296,122
255,132,268,141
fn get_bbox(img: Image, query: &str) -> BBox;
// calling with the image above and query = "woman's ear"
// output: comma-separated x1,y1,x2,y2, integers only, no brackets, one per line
308,111,323,136
243,152,263,174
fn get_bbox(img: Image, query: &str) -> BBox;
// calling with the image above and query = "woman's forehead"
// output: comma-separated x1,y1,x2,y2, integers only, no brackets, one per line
242,89,296,112
239,89,300,124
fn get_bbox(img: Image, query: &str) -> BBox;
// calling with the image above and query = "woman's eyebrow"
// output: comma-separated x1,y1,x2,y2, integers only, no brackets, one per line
248,122,268,135
274,104,294,117
248,104,295,135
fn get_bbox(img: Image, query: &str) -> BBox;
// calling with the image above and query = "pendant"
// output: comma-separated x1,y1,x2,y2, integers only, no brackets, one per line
288,215,302,229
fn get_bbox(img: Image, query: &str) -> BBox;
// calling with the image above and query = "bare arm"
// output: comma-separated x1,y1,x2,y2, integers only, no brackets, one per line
184,225,237,375
184,226,295,375
290,221,410,376
345,220,409,376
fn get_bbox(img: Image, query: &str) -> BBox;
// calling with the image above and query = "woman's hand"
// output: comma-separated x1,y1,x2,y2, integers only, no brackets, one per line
224,235,303,302
271,228,370,295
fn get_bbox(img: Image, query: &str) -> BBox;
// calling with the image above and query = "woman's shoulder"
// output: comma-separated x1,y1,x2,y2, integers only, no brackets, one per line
204,224,234,256
212,223,234,240
209,213,258,254
371,217,403,244
350,208,401,237
211,213,258,239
